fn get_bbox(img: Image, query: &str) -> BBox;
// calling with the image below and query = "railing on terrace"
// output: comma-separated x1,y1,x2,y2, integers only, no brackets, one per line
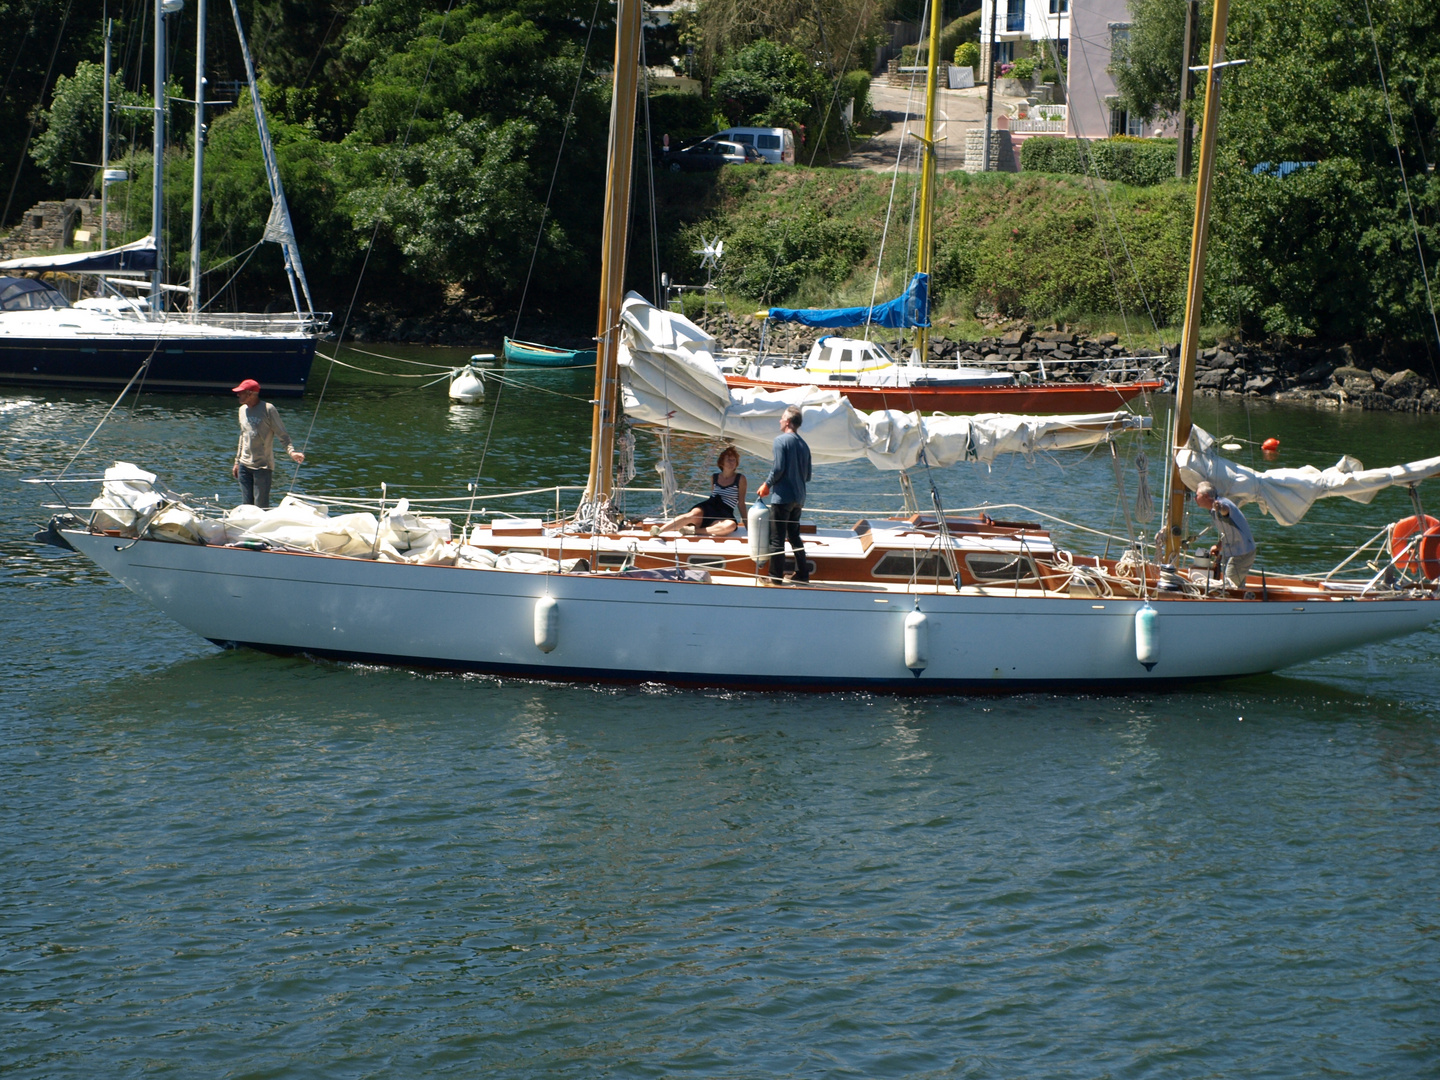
1010,105,1067,134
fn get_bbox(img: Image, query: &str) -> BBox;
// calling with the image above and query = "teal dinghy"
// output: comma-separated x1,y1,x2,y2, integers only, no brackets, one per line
503,337,597,367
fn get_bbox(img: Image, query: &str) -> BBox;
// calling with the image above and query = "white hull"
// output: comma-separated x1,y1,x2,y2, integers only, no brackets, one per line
67,533,1440,691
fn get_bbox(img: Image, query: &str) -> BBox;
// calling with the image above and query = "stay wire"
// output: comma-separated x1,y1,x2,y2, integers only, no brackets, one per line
512,0,603,338
471,0,602,525
1362,0,1440,357
290,0,459,494
2,0,74,226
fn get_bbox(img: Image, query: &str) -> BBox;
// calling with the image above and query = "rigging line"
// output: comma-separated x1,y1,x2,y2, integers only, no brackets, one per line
315,353,454,379
0,6,35,110
55,356,153,480
865,0,930,337
345,345,456,369
511,0,603,338
1064,17,1167,349
1,0,74,227
473,0,602,527
1362,0,1440,357
639,32,661,305
197,241,262,311
290,0,459,493
805,0,873,167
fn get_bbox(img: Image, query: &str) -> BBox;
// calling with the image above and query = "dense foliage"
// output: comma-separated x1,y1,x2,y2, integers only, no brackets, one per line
1113,0,1439,342
1021,136,1179,186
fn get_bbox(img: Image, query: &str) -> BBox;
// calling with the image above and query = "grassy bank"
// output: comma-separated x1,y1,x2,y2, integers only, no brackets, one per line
655,166,1206,349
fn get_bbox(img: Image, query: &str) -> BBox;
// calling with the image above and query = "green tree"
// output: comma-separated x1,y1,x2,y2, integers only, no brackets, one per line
1111,0,1203,123
30,62,153,195
712,40,829,129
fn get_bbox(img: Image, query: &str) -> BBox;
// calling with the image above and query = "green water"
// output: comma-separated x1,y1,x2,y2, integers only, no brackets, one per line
3,352,1439,1077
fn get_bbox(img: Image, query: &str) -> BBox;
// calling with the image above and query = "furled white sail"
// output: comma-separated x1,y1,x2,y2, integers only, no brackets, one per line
617,295,1145,470
1176,424,1440,526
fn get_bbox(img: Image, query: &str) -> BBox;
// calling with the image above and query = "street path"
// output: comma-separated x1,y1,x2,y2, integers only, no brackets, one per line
830,79,1029,173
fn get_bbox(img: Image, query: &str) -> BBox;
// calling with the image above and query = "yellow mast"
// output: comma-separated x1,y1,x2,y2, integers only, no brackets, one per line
583,0,643,516
912,0,944,361
1162,0,1230,560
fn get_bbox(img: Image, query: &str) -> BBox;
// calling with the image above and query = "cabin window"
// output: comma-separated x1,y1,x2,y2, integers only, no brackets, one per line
819,345,841,366
872,550,951,579
688,554,727,570
965,553,1040,583
595,552,631,569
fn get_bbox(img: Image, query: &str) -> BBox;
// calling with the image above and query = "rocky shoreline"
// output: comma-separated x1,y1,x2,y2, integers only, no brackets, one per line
699,312,1440,414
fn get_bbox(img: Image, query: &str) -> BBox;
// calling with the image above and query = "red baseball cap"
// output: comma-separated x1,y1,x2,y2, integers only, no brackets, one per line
232,378,261,394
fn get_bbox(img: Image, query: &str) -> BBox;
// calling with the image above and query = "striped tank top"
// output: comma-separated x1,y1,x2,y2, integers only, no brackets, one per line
712,473,740,511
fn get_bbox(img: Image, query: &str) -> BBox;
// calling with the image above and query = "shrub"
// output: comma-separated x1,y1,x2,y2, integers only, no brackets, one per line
837,70,871,122
899,45,920,67
954,41,980,69
1009,57,1036,80
1020,136,1178,186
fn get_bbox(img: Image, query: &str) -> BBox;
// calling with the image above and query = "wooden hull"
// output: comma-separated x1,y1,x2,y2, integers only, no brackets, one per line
725,376,1164,414
503,337,597,367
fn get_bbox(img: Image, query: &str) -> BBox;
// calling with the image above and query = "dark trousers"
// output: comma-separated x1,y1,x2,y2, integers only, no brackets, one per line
768,501,807,583
238,464,273,508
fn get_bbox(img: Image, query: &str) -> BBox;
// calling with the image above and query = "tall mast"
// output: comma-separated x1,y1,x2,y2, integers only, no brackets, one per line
913,0,943,361
1162,0,1230,560
583,0,642,514
151,0,168,310
101,18,113,251
188,0,206,313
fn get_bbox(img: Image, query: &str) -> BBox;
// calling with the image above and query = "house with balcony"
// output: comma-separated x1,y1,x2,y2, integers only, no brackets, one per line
978,0,1160,142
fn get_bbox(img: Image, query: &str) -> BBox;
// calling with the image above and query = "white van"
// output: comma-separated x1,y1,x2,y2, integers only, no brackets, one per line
711,127,795,165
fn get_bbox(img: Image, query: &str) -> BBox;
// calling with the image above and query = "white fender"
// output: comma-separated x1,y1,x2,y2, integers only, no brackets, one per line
1135,602,1159,670
904,608,929,675
534,594,559,653
747,501,772,563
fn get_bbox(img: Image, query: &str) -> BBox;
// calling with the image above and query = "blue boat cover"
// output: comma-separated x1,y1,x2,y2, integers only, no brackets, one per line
0,235,157,273
768,272,929,329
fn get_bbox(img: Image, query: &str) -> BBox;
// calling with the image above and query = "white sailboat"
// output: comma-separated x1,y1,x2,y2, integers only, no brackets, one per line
0,0,328,397
32,0,1440,690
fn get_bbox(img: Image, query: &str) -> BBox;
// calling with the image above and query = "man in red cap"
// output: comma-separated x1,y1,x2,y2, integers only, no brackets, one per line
232,378,304,507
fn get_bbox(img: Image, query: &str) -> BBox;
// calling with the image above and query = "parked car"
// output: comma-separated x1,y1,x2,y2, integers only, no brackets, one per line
664,140,765,172
711,126,796,164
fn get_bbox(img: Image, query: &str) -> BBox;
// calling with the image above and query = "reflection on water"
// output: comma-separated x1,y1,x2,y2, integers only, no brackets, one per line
3,369,1440,1078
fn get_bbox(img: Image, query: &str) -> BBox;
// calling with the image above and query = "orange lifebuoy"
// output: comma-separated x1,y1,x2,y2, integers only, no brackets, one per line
1390,515,1440,577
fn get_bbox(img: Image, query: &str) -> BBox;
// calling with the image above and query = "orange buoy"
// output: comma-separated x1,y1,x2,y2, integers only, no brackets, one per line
1261,437,1280,452
1390,515,1440,578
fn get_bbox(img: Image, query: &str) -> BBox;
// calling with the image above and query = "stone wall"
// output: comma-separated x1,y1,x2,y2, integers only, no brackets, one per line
0,199,126,259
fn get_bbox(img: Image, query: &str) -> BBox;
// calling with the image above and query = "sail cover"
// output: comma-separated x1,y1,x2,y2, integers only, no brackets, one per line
768,273,929,329
618,295,1144,470
1176,424,1440,526
0,235,157,273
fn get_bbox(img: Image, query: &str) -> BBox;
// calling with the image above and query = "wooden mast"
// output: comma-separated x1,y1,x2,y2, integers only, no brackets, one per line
1162,0,1230,560
912,0,944,361
584,0,643,514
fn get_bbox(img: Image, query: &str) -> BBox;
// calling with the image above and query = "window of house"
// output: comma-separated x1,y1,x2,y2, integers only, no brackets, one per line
993,41,1015,65
1048,0,1068,12
1005,0,1025,33
1110,107,1144,137
1109,22,1131,50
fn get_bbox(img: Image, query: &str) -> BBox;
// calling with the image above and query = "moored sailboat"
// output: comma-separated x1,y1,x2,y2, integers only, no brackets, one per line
0,0,328,397
32,0,1440,690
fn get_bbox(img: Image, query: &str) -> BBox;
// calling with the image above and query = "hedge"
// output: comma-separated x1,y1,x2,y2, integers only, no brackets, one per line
1020,136,1178,186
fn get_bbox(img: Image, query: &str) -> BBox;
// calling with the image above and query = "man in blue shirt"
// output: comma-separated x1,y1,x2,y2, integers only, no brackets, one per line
756,405,813,584
1195,481,1256,591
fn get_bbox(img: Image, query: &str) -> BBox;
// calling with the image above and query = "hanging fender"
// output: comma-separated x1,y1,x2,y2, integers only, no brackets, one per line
534,594,559,653
904,608,928,675
1135,602,1159,670
747,501,771,563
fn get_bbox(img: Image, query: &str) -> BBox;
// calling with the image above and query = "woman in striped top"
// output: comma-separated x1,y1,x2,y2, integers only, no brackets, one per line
662,446,747,536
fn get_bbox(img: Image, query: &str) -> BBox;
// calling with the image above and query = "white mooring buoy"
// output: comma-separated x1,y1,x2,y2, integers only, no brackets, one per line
1135,601,1159,670
904,607,929,675
449,364,485,403
534,594,559,653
